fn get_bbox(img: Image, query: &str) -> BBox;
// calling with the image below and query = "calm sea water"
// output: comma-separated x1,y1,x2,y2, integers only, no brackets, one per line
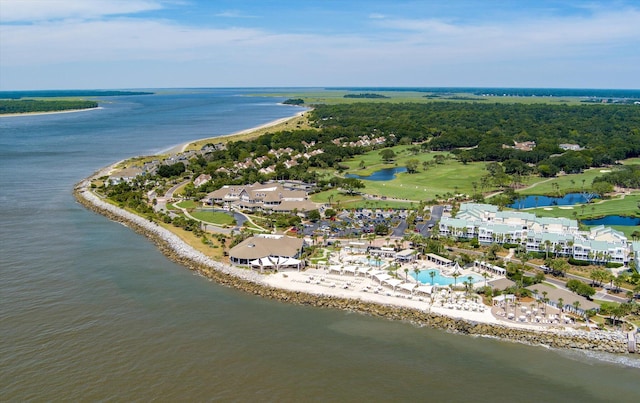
1,89,639,402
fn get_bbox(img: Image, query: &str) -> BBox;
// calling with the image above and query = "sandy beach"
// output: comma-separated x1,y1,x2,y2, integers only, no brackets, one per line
161,109,308,154
0,106,103,118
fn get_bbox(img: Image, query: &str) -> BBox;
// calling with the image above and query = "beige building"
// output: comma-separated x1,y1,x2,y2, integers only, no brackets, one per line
203,182,317,215
229,234,304,269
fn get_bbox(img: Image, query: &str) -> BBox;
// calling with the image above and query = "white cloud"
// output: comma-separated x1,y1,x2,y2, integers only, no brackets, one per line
215,10,259,19
1,1,639,89
368,13,385,19
373,8,640,57
0,0,166,22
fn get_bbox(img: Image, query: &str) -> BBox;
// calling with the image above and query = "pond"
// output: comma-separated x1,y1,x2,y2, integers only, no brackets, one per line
345,167,407,181
581,215,640,226
509,193,597,209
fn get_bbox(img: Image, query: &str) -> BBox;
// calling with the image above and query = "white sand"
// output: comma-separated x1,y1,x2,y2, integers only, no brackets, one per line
173,110,308,153
0,107,102,118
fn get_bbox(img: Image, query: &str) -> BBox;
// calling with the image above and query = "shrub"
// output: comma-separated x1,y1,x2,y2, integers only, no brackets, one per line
502,243,520,249
568,257,590,266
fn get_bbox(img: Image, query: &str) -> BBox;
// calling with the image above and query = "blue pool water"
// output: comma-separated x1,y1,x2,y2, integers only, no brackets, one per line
509,193,597,209
410,269,484,286
346,167,407,181
361,258,386,267
582,215,640,226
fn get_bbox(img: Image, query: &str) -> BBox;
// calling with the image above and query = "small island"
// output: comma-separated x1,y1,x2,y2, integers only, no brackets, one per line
0,90,153,115
0,99,99,115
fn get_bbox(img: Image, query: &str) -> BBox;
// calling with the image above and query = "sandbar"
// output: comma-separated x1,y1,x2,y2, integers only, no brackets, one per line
0,106,102,118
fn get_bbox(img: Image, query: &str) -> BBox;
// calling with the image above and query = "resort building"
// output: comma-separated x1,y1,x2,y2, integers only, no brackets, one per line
439,203,631,265
229,234,304,268
203,182,317,215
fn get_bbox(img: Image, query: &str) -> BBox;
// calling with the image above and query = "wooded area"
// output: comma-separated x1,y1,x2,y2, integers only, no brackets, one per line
185,102,639,195
0,99,98,114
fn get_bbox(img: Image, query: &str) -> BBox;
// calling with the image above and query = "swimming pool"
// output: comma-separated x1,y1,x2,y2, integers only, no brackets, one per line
360,258,386,267
410,269,484,286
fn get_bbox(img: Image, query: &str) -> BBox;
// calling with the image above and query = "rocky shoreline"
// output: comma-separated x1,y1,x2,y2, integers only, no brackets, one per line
74,175,631,354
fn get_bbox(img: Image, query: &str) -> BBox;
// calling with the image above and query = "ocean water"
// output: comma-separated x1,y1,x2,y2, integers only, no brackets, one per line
1,89,639,402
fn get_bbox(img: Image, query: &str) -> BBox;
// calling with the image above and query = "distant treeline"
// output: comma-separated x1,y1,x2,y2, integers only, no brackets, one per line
0,90,153,99
283,98,304,105
309,102,640,176
343,93,390,99
0,99,98,114
326,87,640,98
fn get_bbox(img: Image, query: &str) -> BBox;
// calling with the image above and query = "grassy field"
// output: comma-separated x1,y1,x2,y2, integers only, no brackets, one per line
157,222,225,260
310,189,414,209
258,90,585,105
317,144,491,201
517,167,616,196
189,211,236,226
175,200,198,209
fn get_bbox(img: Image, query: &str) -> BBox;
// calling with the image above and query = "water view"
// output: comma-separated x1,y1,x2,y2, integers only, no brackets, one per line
2,90,639,401
582,215,640,226
509,193,597,209
346,167,407,181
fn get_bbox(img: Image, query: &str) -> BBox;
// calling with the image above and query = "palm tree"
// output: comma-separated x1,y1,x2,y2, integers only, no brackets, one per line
544,240,552,259
557,297,564,312
413,267,420,282
404,267,409,281
429,270,436,286
572,300,581,315
452,272,460,288
482,271,489,287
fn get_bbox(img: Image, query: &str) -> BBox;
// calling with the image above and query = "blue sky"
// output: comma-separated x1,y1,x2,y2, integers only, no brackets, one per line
1,0,639,90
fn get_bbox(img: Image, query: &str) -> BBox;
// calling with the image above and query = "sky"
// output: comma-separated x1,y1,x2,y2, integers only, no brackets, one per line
1,0,639,90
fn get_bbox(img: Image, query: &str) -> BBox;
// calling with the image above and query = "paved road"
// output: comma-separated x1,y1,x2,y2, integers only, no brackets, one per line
419,205,444,236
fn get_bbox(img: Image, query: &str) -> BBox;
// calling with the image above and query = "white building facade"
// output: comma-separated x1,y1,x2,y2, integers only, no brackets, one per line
440,203,631,265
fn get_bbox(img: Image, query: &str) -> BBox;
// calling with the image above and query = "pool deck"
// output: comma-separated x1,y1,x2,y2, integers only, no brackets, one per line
261,253,581,332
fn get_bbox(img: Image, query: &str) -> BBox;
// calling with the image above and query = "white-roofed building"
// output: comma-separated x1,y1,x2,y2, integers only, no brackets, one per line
439,202,631,265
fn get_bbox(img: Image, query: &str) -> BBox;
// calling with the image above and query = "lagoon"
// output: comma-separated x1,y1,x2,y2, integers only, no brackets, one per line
346,166,407,181
509,192,596,209
582,215,640,226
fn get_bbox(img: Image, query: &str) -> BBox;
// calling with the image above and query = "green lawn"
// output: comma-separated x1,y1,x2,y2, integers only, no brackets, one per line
332,145,491,201
517,167,614,196
175,200,199,209
190,210,236,226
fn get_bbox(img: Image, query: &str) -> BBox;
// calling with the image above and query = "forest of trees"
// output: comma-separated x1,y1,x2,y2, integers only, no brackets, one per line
104,101,640,206
173,102,640,196
308,102,640,175
0,99,99,114
0,90,152,99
